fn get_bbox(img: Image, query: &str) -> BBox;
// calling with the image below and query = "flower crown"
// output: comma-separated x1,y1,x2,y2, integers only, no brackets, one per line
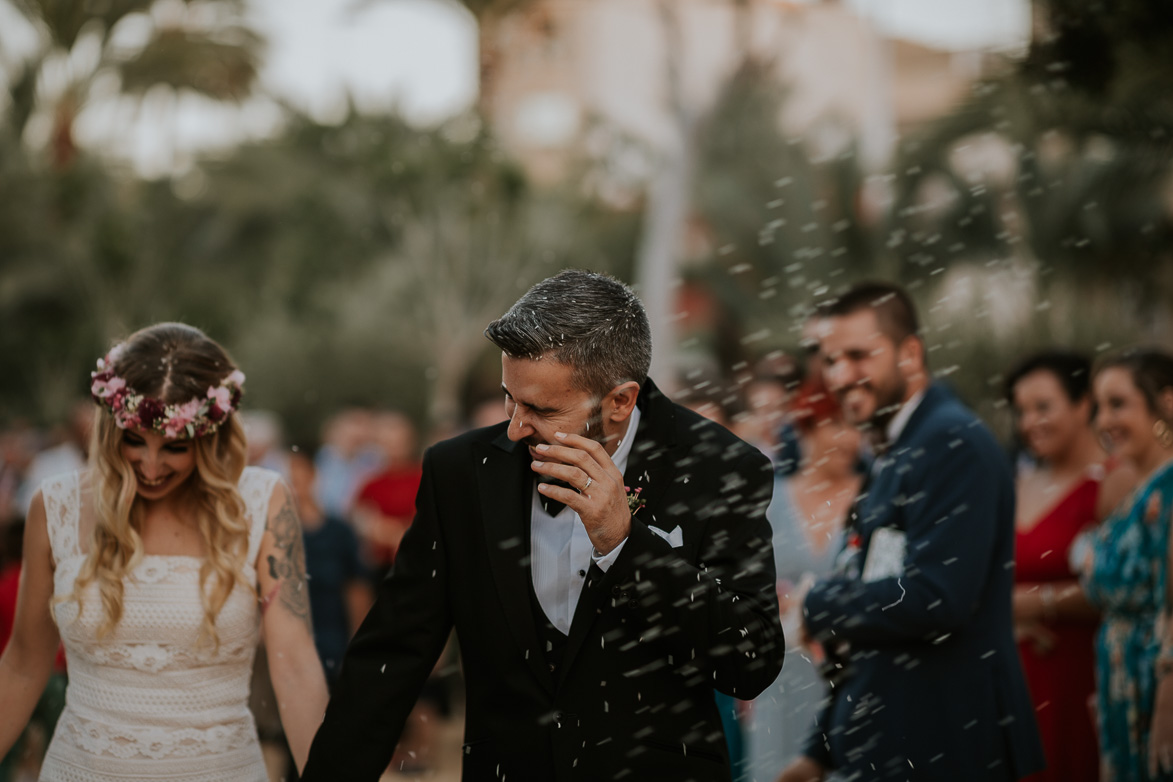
90,343,245,439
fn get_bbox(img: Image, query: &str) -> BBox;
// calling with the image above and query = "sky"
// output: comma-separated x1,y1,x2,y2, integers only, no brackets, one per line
251,0,1030,125
0,0,1031,174
252,0,477,124
846,0,1030,52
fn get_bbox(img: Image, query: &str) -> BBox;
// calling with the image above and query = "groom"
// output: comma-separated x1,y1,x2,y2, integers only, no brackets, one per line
301,270,783,781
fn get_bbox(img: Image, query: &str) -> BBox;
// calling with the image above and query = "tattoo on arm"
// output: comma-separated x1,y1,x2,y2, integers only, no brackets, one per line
266,496,313,633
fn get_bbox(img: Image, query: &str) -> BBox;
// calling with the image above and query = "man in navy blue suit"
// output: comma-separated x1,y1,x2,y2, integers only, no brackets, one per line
780,282,1045,781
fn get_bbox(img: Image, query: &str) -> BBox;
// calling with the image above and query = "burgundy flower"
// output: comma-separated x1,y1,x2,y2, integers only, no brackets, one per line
207,404,225,423
137,398,165,429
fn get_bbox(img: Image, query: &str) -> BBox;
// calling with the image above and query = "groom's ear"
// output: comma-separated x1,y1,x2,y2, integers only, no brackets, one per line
606,381,641,423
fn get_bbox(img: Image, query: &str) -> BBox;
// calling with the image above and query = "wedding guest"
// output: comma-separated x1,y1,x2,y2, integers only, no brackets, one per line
240,409,292,480
0,323,328,781
780,281,1043,781
301,270,783,782
313,408,381,520
1082,349,1173,781
0,426,37,524
772,315,827,478
735,352,800,467
288,451,372,682
15,401,92,516
352,411,422,577
745,378,861,780
1006,351,1134,782
0,519,67,782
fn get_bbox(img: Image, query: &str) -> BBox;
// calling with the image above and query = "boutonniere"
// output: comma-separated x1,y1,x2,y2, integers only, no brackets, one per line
625,486,646,515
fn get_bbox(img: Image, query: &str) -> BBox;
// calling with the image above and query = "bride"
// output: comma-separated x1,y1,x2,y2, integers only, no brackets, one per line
0,323,328,781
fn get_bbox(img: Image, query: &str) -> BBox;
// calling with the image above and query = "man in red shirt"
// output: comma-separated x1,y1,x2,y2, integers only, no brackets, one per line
353,411,422,576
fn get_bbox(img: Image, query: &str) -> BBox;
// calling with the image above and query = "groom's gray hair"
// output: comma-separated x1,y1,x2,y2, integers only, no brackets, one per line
485,269,652,398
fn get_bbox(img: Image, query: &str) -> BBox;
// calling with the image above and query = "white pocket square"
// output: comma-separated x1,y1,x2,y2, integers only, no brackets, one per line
649,525,684,548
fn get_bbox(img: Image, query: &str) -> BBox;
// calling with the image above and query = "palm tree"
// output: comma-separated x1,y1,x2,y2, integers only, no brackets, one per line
3,0,263,169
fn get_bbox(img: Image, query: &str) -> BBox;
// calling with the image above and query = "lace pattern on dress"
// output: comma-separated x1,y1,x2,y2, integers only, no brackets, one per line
56,710,257,760
38,466,281,782
241,467,280,566
42,470,82,564
81,637,257,673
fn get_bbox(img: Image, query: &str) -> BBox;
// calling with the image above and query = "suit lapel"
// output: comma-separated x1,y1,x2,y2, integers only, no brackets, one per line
476,431,555,695
559,379,678,686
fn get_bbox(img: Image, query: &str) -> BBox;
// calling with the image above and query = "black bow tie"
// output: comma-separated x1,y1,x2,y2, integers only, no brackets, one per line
538,477,574,518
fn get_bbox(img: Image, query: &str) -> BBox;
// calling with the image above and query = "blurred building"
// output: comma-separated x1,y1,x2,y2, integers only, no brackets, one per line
482,0,1000,184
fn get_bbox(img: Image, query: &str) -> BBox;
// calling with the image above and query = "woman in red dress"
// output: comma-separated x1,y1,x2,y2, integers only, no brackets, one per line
1007,351,1135,782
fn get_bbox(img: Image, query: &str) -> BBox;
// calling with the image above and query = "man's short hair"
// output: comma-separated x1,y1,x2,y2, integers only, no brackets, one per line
485,270,652,398
821,281,920,345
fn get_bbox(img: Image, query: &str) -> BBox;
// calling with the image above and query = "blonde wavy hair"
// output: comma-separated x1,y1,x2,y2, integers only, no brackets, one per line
69,323,250,649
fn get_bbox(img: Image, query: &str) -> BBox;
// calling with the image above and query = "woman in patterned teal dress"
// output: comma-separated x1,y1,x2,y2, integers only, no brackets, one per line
1083,349,1173,781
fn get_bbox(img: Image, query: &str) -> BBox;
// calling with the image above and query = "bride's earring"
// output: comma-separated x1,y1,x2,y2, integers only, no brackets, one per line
1155,419,1173,449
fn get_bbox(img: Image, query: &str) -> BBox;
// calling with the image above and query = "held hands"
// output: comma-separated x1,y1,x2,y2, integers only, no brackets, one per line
532,431,631,555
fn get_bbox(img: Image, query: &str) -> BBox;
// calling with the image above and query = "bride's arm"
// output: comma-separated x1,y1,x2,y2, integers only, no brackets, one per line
256,481,329,773
0,492,62,757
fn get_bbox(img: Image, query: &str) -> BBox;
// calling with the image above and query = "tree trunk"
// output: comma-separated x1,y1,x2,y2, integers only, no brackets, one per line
634,1,695,393
50,94,78,171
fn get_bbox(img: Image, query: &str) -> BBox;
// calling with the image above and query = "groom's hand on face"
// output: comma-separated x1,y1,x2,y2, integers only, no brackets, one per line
532,432,630,555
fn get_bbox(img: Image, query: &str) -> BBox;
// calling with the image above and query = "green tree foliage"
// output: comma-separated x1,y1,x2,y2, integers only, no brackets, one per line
888,0,1173,307
4,0,262,168
690,58,874,370
0,105,640,440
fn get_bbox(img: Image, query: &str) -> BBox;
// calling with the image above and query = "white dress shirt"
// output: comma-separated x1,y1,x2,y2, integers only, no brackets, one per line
530,405,641,635
871,388,926,476
885,387,925,445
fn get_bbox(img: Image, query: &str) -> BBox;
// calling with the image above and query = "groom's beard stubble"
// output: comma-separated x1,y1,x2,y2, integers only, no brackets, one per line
530,403,609,483
866,371,908,447
522,403,606,450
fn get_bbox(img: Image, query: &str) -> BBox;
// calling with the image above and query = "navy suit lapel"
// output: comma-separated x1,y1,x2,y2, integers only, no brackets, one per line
858,384,947,535
559,379,678,686
476,431,555,695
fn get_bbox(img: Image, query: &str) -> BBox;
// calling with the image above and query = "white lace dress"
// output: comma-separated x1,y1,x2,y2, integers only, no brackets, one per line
38,466,280,782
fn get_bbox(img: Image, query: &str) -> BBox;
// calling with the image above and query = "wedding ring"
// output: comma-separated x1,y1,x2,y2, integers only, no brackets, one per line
582,477,593,491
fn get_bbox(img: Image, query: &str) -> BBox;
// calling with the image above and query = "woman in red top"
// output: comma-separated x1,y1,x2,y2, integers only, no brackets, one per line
1007,351,1135,782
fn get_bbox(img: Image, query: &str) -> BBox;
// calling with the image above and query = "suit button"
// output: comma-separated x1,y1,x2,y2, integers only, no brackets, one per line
628,599,638,609
611,585,623,597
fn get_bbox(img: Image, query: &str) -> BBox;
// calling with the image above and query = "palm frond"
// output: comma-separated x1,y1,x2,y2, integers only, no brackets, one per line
116,26,263,101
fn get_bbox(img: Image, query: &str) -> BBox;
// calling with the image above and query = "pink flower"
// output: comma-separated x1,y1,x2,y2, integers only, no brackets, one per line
225,370,245,388
91,375,126,399
625,486,646,515
164,399,203,438
207,384,232,410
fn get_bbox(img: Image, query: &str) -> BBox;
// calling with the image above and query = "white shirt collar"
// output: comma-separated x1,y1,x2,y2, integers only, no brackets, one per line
885,387,926,446
608,404,641,476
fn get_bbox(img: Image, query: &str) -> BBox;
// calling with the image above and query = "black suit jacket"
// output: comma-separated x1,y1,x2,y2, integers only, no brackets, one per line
301,379,783,782
802,383,1045,780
